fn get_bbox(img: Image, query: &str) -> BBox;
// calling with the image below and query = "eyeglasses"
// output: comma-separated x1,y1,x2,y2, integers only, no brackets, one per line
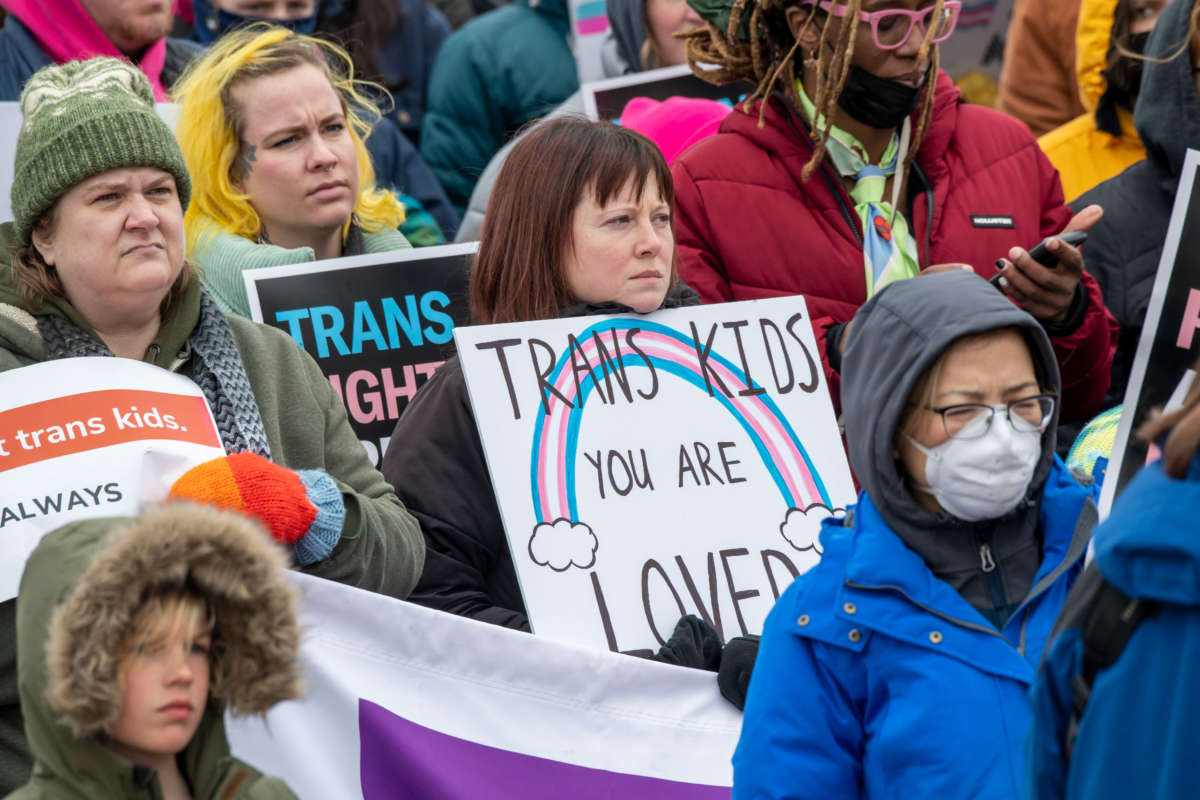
799,1,962,51
925,394,1057,440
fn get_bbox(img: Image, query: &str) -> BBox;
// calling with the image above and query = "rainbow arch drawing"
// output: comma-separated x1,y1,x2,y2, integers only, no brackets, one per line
529,319,833,524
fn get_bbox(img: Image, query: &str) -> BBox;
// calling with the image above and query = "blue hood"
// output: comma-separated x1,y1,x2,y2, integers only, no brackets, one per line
1095,452,1200,604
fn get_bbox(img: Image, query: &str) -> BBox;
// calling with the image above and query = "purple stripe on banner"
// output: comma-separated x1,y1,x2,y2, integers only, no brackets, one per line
577,16,608,34
359,699,731,799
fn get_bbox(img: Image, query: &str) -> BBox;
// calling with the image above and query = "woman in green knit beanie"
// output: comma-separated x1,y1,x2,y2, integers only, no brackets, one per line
0,54,424,795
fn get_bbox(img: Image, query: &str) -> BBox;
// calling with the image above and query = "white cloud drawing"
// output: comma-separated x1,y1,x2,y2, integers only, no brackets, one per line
779,504,839,554
528,519,598,572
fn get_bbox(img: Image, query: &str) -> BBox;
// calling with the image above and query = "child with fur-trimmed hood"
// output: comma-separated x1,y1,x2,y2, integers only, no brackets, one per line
6,504,302,799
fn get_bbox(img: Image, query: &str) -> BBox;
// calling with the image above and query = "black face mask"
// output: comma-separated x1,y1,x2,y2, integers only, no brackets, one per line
1107,31,1151,103
836,64,926,130
835,63,926,130
1128,30,1151,55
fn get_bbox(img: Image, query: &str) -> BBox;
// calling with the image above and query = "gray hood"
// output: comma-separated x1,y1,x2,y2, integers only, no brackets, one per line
1135,0,1200,192
606,0,646,72
841,272,1061,612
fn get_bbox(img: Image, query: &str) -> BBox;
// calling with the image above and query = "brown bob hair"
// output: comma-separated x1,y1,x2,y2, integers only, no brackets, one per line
470,116,677,325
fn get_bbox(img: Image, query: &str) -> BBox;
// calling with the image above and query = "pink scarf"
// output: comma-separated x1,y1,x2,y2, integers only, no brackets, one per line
2,0,169,100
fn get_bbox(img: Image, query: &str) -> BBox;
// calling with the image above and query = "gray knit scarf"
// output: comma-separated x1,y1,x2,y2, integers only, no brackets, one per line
36,290,272,459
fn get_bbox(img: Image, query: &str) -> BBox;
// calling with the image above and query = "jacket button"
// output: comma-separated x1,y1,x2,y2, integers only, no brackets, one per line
843,602,857,614
848,628,862,643
929,631,943,644
797,614,810,626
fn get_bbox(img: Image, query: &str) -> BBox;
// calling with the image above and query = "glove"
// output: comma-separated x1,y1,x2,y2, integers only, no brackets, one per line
649,615,722,671
168,452,344,566
717,635,759,711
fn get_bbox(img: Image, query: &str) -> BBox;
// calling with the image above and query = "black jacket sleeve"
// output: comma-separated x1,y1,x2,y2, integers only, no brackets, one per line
382,357,530,631
1072,165,1172,411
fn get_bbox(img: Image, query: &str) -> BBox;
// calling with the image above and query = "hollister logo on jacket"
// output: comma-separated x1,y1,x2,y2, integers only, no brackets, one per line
970,215,1016,228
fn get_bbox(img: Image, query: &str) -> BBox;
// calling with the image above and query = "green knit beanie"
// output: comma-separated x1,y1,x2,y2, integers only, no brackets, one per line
12,57,192,245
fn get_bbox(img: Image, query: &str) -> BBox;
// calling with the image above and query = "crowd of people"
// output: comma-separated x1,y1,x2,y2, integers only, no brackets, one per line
0,0,1195,797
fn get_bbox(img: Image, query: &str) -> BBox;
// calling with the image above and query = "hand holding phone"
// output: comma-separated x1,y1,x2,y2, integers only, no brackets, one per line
990,206,1099,322
990,230,1088,287
1026,230,1088,268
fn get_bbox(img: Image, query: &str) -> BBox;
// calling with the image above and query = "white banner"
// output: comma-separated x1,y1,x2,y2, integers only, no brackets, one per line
0,357,224,600
454,297,856,655
227,572,741,799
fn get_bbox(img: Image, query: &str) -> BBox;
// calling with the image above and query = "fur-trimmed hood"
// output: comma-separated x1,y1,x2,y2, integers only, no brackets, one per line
13,503,301,799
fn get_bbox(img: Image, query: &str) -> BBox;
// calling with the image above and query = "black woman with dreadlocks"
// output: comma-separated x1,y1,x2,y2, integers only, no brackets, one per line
670,0,1118,428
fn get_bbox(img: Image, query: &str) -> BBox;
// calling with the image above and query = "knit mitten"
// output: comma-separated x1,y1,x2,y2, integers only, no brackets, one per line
168,452,344,566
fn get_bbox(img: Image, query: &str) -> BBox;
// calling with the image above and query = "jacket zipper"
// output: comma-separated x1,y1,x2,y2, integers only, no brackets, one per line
774,93,864,245
979,543,996,572
906,160,935,267
975,528,1008,613
1005,499,1098,657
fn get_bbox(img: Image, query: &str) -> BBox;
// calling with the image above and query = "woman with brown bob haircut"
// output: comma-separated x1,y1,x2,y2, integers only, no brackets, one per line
383,116,700,633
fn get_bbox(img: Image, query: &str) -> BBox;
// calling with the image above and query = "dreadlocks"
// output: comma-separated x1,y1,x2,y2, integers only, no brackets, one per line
681,0,944,180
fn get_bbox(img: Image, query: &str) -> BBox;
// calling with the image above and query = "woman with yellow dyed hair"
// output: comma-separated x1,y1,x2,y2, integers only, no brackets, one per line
173,24,412,317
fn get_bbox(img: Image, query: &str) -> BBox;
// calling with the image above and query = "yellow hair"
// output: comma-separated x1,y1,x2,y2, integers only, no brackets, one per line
172,24,404,254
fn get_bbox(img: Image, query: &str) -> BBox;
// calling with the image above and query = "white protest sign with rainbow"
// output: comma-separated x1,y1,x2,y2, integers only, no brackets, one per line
0,357,224,600
455,296,856,655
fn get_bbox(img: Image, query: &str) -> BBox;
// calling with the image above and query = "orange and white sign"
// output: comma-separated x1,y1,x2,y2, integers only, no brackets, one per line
0,357,225,600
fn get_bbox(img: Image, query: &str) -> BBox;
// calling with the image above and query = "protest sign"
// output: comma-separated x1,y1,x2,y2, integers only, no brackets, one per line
1100,150,1200,517
0,102,178,223
227,571,741,799
581,65,753,123
568,0,612,84
0,357,224,600
454,297,856,655
938,0,1013,86
244,243,474,466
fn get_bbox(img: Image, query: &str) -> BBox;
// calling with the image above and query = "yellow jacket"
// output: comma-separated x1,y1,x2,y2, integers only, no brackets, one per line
1038,0,1146,202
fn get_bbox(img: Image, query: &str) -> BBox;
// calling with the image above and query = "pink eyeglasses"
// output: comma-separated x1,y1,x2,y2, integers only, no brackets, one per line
799,1,962,50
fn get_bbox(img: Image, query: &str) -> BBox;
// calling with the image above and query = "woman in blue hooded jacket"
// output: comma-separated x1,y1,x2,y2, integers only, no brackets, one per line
733,270,1097,799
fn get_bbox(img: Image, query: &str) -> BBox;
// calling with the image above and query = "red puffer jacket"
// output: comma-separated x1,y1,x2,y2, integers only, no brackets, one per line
671,71,1117,421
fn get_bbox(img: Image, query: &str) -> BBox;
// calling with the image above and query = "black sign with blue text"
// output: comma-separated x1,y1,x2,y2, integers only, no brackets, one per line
245,243,475,466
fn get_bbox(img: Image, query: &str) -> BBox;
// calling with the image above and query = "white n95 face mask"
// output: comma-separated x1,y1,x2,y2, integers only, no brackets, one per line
904,413,1042,522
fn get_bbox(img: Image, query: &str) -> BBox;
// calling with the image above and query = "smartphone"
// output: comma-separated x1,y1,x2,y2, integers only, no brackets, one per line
990,230,1089,287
